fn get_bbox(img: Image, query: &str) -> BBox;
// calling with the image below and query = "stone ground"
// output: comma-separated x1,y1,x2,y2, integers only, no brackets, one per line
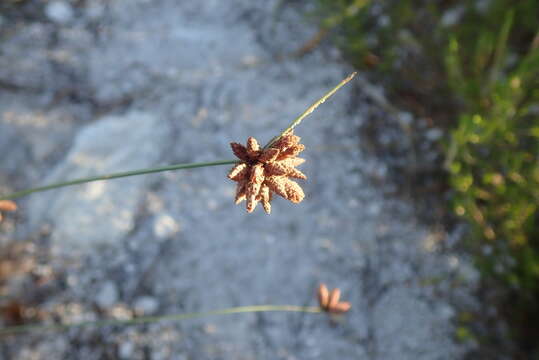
0,1,478,359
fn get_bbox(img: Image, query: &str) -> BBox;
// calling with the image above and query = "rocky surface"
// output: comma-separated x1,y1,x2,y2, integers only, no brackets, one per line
0,1,476,359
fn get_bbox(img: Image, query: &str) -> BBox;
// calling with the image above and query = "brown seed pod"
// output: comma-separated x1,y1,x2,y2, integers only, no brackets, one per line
331,301,351,314
0,200,17,222
317,283,329,309
228,132,306,214
317,284,351,315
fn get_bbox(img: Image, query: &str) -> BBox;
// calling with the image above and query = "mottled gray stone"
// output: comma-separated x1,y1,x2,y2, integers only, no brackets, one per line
133,296,159,315
45,1,74,24
27,111,170,253
95,281,119,308
0,0,477,359
374,287,458,360
118,342,135,359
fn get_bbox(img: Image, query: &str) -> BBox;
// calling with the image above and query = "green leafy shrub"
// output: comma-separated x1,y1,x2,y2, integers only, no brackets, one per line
446,8,539,355
313,0,539,355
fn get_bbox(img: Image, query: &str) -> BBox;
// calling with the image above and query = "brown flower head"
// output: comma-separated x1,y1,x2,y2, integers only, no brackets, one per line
228,131,306,214
317,283,351,314
0,200,17,222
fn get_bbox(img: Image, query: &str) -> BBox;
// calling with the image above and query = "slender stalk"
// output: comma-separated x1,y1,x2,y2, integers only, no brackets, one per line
264,72,357,148
487,10,514,91
1,73,356,200
0,160,237,201
0,305,321,336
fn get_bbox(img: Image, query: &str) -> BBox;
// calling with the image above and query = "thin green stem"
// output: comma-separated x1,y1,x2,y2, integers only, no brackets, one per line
0,305,321,336
0,160,237,201
264,72,357,149
487,10,514,90
1,73,356,200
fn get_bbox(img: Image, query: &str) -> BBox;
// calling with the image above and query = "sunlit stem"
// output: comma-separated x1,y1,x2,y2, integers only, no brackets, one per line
1,73,357,201
0,305,322,336
264,72,357,149
0,160,237,201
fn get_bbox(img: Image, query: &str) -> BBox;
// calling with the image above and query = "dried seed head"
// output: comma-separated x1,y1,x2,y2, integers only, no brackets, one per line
264,162,306,179
234,180,247,204
283,178,304,203
258,148,280,163
265,176,288,200
230,143,249,162
273,133,300,150
283,157,306,167
328,288,341,309
278,144,305,160
317,284,351,315
331,302,351,314
249,163,264,184
246,137,261,159
0,200,17,223
258,185,272,214
0,200,17,212
228,163,249,181
317,283,329,308
228,132,306,214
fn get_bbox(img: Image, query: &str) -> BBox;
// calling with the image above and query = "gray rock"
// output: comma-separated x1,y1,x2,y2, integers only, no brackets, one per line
133,296,159,315
374,287,457,359
0,124,31,178
45,1,74,24
439,304,456,320
85,3,105,20
118,342,135,359
95,281,119,308
152,213,180,239
441,6,465,27
28,111,171,253
426,128,444,141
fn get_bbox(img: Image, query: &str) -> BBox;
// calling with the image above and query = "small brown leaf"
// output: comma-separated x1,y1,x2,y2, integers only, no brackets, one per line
331,302,351,314
265,162,306,179
265,176,288,199
0,200,17,212
283,178,304,203
228,163,249,181
317,283,329,308
258,148,280,163
234,180,247,204
328,288,341,310
273,133,300,150
0,200,17,223
283,157,306,167
277,144,305,160
246,137,260,159
249,163,264,184
258,185,272,214
230,143,249,162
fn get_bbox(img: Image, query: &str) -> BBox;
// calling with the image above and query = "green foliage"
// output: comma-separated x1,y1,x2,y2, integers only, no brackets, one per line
314,0,539,354
314,0,433,71
445,6,539,354
448,38,539,283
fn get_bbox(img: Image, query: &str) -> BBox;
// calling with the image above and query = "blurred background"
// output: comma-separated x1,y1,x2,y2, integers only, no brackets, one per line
0,0,537,359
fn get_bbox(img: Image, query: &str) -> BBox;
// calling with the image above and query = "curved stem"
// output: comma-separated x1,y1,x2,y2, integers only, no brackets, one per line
264,72,357,149
0,305,321,336
0,160,237,201
1,73,356,200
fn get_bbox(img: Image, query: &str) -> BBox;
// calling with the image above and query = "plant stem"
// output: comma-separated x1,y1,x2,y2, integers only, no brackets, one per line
264,71,357,149
0,160,237,201
1,73,356,200
0,305,321,336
